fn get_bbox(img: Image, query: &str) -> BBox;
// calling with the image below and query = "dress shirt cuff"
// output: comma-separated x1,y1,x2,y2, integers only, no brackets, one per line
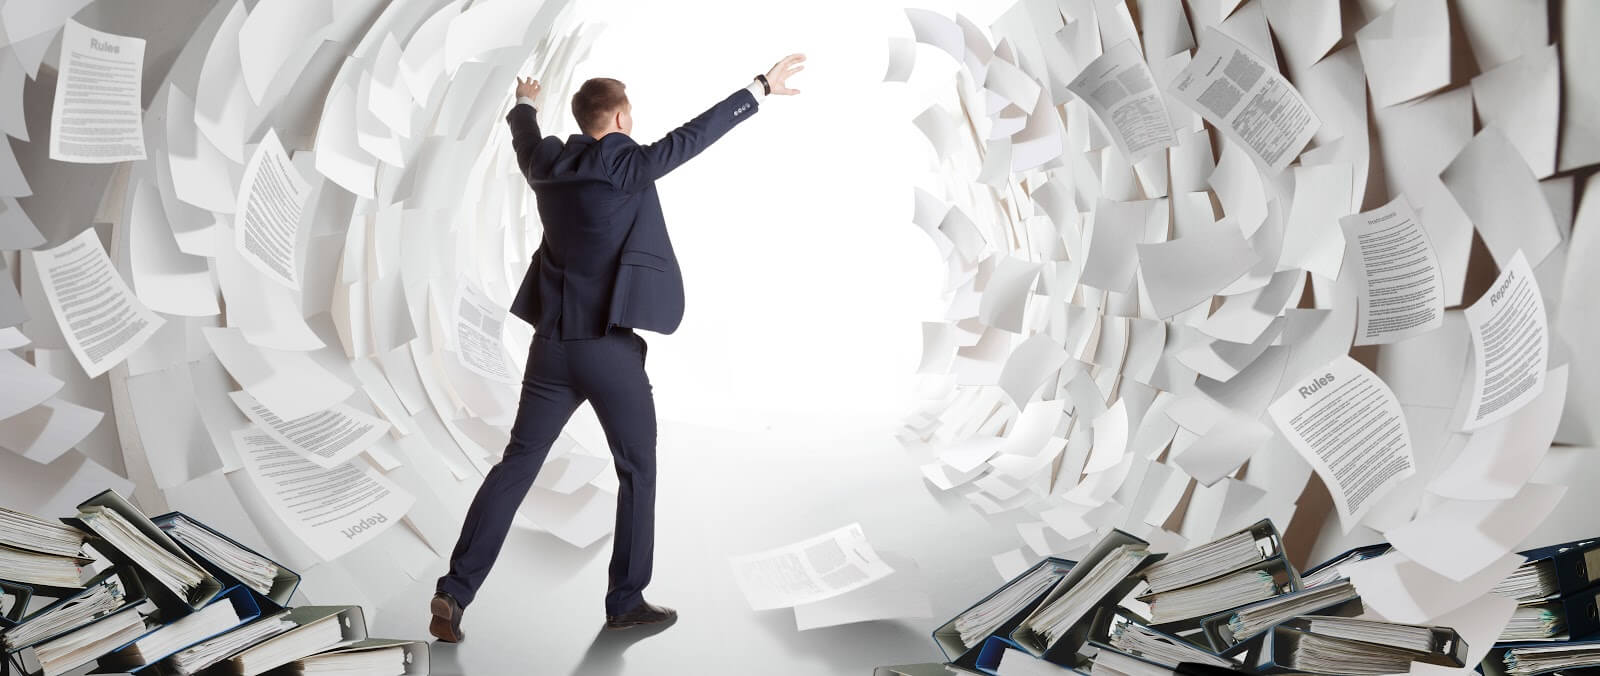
745,79,767,103
516,95,538,108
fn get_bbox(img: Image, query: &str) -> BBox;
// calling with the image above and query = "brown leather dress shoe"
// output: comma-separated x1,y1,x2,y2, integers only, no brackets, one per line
604,600,677,630
430,592,466,642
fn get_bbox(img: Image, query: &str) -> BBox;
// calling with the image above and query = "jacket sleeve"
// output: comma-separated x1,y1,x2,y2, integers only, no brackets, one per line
608,87,760,194
506,102,556,181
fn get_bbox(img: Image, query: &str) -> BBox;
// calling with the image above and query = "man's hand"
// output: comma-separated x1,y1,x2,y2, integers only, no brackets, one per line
516,76,541,101
764,54,805,95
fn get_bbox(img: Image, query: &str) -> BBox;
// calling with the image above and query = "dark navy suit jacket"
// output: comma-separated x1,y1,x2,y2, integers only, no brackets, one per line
505,87,760,339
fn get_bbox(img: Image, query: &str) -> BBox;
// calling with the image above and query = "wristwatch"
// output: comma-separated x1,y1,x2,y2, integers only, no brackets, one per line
755,73,771,95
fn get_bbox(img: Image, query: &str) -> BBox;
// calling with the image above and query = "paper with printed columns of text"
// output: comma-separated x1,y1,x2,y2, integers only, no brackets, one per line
1462,249,1547,431
235,128,311,290
29,228,165,378
1341,195,1446,346
228,390,391,470
232,427,414,562
729,522,895,610
1268,355,1414,533
49,21,146,163
1168,27,1319,173
1066,39,1177,162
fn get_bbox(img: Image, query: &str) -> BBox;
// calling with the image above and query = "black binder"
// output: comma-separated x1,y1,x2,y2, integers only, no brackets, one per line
930,556,1076,670
63,491,223,616
0,582,29,629
2,566,147,654
1008,530,1162,668
1514,538,1600,601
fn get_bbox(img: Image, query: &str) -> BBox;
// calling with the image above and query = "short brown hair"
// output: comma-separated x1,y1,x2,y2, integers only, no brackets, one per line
572,77,628,135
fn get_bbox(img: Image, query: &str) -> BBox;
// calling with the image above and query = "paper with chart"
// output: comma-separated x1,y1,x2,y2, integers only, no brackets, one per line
1268,355,1414,532
49,21,146,163
1462,249,1547,431
729,522,895,610
233,428,413,561
454,281,518,383
29,228,165,378
228,390,390,469
235,128,311,290
1169,28,1319,173
1341,196,1445,346
1066,39,1177,161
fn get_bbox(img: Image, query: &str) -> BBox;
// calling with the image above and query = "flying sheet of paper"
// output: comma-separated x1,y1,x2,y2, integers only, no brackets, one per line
233,427,414,561
48,21,146,163
1066,39,1176,161
1081,199,1148,293
1168,27,1319,173
978,256,1040,333
236,129,311,289
1355,0,1451,107
125,363,224,489
1341,195,1445,346
1470,44,1558,179
236,0,330,104
1559,0,1600,172
1461,250,1548,431
729,522,895,610
1340,551,1523,625
1279,162,1350,279
29,228,165,378
1136,220,1258,318
1383,482,1565,582
201,326,354,420
454,280,517,384
1440,127,1561,270
1268,355,1415,532
229,390,390,469
0,396,101,465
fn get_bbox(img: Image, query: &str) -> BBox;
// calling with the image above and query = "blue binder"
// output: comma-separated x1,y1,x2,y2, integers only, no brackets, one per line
92,584,262,673
1512,538,1600,601
931,556,1077,669
1496,585,1600,644
2,566,147,654
0,582,29,629
973,635,1089,675
151,512,300,611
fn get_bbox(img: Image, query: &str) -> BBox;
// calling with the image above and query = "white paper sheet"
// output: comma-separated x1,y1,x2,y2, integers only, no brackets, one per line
729,523,895,610
453,280,517,384
1268,355,1415,532
1136,220,1258,318
1341,196,1445,346
229,390,390,470
235,129,311,290
1340,551,1522,625
791,551,932,630
1462,250,1548,431
1440,127,1561,271
29,228,165,378
1470,44,1559,179
0,396,101,465
201,326,353,420
1279,162,1350,280
1066,39,1176,161
233,427,414,561
1355,0,1451,107
1168,27,1319,173
1383,482,1565,582
48,21,146,163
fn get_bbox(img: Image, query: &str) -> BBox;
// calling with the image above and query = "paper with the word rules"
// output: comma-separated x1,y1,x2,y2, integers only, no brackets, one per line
1268,355,1415,533
49,21,145,163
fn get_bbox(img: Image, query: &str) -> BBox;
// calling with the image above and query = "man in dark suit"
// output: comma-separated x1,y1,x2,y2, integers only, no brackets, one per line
429,54,805,642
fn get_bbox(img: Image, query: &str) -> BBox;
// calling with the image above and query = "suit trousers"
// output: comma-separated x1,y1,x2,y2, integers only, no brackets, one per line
435,325,656,616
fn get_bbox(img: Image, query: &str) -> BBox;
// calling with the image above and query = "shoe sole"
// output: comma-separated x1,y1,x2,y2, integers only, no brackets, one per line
603,614,677,631
430,596,465,643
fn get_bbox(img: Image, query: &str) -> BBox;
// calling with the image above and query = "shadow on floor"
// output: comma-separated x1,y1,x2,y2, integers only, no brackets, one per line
568,619,679,676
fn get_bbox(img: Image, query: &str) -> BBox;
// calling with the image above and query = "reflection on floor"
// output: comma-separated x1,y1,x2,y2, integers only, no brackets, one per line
367,412,1023,675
